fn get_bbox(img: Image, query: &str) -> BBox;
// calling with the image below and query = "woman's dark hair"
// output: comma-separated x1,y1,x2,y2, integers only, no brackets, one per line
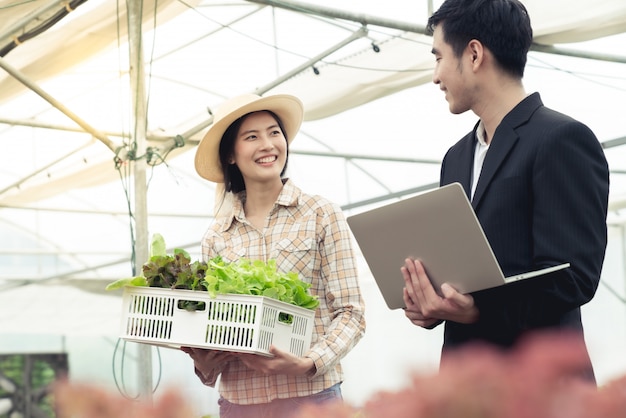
218,110,290,193
427,0,532,78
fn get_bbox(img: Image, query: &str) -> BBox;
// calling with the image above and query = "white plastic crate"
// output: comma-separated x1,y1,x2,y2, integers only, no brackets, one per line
119,286,315,357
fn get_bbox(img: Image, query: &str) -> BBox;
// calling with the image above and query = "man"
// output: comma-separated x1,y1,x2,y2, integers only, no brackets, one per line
402,0,609,381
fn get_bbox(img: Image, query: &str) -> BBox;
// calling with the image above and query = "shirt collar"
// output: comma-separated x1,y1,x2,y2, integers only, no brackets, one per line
275,178,300,207
219,178,300,231
475,120,488,146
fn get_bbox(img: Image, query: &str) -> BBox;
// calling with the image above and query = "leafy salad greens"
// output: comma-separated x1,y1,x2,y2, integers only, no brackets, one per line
106,234,319,310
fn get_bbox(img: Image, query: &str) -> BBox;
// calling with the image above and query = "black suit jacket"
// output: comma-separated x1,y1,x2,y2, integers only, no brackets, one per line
438,93,609,359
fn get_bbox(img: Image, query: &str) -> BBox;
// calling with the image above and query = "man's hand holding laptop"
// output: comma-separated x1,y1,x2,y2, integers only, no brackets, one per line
402,257,479,327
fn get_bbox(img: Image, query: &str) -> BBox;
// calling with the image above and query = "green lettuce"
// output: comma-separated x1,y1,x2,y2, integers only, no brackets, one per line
106,234,319,310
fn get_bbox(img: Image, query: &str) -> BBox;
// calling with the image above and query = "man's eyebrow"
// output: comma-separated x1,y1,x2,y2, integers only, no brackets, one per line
431,47,439,55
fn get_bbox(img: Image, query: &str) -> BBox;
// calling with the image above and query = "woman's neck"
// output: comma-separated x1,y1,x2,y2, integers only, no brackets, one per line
242,178,284,228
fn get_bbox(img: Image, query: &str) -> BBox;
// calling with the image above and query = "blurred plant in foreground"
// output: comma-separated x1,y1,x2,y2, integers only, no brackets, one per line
53,380,196,418
297,331,626,418
52,332,626,418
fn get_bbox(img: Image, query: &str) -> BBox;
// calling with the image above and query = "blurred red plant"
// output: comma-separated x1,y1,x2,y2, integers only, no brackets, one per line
51,332,626,418
296,331,626,418
53,379,196,418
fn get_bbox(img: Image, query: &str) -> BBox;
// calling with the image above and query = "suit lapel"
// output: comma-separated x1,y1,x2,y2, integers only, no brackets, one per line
471,93,543,209
442,121,479,199
455,135,476,198
471,129,518,209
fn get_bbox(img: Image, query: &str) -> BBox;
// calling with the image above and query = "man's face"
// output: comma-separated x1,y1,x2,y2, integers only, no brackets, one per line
431,25,473,115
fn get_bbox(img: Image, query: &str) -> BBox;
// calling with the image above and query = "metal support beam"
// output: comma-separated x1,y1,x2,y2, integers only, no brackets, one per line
255,26,368,94
0,117,129,139
340,182,440,211
0,140,95,197
126,0,153,403
158,26,369,151
247,0,426,33
531,43,626,64
0,0,62,43
0,57,119,152
247,0,626,64
292,149,440,165
602,136,626,149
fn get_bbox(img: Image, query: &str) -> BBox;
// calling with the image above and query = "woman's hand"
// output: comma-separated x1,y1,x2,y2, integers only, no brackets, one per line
181,346,234,376
237,345,316,377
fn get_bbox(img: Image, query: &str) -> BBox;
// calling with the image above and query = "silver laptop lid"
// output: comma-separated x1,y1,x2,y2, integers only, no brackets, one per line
347,182,506,309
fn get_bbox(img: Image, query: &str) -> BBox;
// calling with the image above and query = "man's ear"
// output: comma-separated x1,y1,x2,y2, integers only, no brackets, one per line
467,39,483,67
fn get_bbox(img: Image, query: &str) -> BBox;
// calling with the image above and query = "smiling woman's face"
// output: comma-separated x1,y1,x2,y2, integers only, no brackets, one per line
231,111,288,184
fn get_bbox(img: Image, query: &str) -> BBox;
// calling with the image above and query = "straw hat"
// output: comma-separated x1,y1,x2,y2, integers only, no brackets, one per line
194,93,304,182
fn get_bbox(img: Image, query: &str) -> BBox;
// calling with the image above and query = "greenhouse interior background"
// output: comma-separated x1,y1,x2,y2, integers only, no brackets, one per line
0,0,625,416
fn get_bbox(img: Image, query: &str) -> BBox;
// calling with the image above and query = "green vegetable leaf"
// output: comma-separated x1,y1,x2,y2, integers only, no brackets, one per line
150,233,167,257
105,235,319,310
105,276,148,290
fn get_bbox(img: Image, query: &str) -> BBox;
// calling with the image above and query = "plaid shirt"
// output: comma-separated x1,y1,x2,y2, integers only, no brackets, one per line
198,179,366,405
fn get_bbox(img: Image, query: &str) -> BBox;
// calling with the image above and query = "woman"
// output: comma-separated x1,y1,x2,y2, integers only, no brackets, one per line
183,93,366,418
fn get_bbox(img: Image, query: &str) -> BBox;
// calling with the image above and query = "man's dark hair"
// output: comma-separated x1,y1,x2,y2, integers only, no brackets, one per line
427,0,533,78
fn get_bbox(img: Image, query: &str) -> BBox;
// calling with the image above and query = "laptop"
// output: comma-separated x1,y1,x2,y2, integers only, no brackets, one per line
346,182,570,310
